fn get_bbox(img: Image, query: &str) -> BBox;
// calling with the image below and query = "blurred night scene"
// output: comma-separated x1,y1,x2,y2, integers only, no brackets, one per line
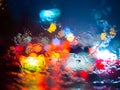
0,0,120,90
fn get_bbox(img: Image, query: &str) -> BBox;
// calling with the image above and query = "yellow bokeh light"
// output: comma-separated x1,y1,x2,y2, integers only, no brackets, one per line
110,27,116,36
19,54,47,71
48,23,56,33
100,32,107,40
26,57,39,66
37,54,46,67
65,33,75,42
51,52,60,59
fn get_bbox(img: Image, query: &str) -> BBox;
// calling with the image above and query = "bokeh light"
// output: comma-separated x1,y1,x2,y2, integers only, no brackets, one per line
39,8,61,23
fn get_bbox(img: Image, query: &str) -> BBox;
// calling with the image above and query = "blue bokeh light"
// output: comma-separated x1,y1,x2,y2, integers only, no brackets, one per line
63,27,72,36
39,8,61,23
52,37,60,45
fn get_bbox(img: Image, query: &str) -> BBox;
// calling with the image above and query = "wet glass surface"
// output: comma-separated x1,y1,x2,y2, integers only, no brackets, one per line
0,64,120,90
1,0,120,90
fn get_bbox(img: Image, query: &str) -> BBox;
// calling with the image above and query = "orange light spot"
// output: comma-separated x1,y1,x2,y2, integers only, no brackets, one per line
29,53,37,57
62,41,70,51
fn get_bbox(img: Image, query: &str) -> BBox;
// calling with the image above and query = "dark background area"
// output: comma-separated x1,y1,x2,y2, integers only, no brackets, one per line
0,0,120,54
